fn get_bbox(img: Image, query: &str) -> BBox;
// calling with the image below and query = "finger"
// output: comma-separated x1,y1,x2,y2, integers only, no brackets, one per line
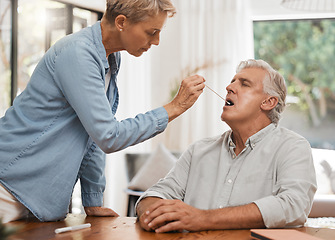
84,207,119,217
143,210,164,226
188,83,205,94
181,76,206,94
147,211,180,230
180,76,205,91
155,220,183,233
146,199,181,217
145,199,176,216
139,218,154,231
139,213,156,231
143,200,173,225
101,207,119,217
110,210,119,217
185,74,205,84
186,78,205,90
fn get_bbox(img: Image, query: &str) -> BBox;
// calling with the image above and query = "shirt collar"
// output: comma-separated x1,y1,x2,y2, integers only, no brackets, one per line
227,123,276,150
92,21,109,70
248,123,276,149
108,53,119,74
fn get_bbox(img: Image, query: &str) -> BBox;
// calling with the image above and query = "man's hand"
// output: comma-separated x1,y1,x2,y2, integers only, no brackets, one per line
138,199,207,233
164,75,205,122
84,206,119,217
137,198,265,232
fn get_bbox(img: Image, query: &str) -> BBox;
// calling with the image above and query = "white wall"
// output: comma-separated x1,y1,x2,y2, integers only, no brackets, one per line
55,0,105,12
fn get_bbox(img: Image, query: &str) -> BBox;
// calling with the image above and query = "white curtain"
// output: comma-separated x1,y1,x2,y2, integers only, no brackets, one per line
104,52,153,216
104,0,254,216
153,0,254,150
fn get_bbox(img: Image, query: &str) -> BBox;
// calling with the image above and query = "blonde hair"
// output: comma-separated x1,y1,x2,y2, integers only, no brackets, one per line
104,0,176,23
236,59,287,124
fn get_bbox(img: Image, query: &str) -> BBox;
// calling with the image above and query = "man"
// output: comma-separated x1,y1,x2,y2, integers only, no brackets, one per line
136,59,317,232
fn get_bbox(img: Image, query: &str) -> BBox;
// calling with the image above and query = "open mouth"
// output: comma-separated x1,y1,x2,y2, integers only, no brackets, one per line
225,99,234,106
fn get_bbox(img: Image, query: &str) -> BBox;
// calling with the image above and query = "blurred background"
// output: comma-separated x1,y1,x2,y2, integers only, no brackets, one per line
1,0,335,216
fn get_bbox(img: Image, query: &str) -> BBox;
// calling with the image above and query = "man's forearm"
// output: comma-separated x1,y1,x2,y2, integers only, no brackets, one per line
204,203,265,230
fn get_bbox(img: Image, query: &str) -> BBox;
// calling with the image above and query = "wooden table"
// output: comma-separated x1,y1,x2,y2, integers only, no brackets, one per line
5,214,335,240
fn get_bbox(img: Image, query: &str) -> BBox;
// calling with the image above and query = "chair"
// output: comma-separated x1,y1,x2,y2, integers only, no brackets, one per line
124,152,181,217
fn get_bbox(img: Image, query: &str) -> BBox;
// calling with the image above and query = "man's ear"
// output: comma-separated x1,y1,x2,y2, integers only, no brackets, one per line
115,15,127,32
261,96,278,111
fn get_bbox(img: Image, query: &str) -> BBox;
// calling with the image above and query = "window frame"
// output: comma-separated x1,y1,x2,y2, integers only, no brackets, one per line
8,0,103,106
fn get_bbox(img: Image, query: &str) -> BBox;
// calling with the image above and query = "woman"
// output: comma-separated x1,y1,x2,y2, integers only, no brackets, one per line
0,0,205,222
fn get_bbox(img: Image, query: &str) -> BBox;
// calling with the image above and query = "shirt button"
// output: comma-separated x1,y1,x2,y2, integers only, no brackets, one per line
251,143,255,148
232,155,236,159
227,179,233,184
219,205,223,208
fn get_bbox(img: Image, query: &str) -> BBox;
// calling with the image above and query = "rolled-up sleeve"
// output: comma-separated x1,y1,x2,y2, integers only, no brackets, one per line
254,138,317,228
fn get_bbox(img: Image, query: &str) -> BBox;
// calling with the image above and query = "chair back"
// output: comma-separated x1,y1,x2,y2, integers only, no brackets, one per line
125,153,151,182
125,152,181,182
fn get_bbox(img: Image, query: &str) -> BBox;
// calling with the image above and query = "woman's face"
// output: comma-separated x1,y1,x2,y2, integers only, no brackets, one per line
121,11,168,57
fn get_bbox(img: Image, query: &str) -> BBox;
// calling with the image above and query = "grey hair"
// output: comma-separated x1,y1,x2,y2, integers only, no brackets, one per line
236,59,287,124
104,0,176,24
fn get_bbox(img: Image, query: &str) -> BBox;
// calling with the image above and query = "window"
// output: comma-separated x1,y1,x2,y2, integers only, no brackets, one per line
0,0,11,116
0,0,101,117
17,0,99,96
13,0,102,213
254,19,335,150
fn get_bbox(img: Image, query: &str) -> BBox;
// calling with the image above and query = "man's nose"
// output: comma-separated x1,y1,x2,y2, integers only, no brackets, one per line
226,83,235,94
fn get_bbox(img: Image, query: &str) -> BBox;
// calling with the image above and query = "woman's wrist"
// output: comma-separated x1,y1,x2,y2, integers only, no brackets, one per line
163,102,185,122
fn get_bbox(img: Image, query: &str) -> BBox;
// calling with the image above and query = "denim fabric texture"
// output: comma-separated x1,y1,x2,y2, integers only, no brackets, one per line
0,21,168,221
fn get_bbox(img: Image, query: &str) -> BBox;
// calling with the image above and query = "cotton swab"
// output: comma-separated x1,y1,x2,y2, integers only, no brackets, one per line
55,223,91,234
205,84,225,101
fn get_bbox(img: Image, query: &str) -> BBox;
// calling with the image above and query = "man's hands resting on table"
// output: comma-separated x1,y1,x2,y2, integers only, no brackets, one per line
138,198,208,233
137,197,265,233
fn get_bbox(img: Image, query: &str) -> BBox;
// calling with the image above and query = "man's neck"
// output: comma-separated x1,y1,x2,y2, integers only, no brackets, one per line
230,119,272,156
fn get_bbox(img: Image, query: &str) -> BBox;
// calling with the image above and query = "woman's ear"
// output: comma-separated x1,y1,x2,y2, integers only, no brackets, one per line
115,15,127,32
261,96,278,111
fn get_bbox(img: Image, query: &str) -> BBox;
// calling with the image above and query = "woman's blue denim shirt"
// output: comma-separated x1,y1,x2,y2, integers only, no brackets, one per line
0,21,168,221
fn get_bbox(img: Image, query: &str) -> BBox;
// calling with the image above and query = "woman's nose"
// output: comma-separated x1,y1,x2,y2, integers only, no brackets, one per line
151,34,160,46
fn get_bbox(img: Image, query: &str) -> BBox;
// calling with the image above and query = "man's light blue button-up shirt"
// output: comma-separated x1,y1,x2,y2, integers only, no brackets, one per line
0,21,168,221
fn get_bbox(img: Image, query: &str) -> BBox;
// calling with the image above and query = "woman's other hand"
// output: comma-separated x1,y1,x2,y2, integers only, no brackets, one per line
84,206,119,217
